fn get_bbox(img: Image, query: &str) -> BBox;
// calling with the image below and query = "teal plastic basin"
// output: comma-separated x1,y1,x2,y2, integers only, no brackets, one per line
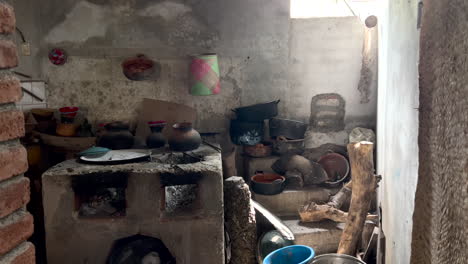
263,245,315,264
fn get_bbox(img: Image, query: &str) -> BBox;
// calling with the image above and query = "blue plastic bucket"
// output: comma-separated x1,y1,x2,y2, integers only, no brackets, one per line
263,245,315,264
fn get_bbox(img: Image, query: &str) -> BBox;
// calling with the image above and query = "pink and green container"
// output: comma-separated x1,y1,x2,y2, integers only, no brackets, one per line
189,53,220,96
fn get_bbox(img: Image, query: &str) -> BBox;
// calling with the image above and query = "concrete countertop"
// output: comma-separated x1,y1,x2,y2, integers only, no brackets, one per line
43,144,222,177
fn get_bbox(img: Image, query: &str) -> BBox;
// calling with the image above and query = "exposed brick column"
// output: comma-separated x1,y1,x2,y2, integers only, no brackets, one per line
0,2,35,263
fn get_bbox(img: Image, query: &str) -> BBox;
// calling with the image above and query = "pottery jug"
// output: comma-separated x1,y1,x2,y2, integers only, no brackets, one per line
122,54,160,81
168,122,201,152
56,123,78,137
97,122,134,150
146,121,167,148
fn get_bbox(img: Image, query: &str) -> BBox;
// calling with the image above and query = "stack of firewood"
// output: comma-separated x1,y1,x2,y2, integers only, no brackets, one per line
298,142,381,261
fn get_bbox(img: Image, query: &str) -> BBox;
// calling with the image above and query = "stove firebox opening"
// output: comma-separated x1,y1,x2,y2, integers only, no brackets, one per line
72,172,128,218
160,172,203,217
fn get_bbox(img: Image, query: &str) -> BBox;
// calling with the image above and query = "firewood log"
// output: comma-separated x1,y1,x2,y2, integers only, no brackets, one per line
299,202,378,223
337,142,377,255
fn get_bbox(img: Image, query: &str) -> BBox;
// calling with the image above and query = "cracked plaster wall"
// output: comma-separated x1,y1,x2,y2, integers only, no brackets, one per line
13,0,377,137
376,0,420,263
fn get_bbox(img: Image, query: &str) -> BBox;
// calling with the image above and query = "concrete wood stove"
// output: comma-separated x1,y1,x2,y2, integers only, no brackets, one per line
42,145,224,264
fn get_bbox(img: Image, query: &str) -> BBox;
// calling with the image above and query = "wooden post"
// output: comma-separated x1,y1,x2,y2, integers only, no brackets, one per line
337,141,376,255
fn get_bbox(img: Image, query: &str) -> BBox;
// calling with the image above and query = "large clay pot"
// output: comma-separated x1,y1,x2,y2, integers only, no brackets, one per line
146,121,167,148
317,152,350,183
56,123,78,137
122,54,160,81
97,122,134,150
168,122,201,152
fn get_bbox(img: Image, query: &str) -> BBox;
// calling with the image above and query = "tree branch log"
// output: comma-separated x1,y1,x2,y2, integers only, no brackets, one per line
299,202,378,223
337,142,376,255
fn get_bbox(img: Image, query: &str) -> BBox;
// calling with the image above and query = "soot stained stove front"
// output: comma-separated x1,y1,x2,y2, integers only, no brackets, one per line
42,145,224,264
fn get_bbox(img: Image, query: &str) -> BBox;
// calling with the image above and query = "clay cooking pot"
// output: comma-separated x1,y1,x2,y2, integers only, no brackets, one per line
168,122,201,152
251,172,285,195
146,121,167,149
122,54,159,81
56,123,78,137
97,122,134,150
317,152,350,183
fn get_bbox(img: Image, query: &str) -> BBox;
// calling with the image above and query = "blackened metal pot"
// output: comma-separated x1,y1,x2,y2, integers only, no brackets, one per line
269,118,307,140
272,137,305,155
230,119,264,145
146,121,167,149
233,100,280,121
97,122,134,150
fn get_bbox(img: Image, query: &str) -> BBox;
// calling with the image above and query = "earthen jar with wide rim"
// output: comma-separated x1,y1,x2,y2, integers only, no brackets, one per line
168,122,201,152
97,122,134,150
146,121,167,148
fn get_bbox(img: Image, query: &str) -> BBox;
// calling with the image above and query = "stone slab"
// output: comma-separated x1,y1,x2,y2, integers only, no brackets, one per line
304,130,349,148
282,218,344,255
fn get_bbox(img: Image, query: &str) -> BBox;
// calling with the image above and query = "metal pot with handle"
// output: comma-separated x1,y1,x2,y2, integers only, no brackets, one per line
233,100,280,122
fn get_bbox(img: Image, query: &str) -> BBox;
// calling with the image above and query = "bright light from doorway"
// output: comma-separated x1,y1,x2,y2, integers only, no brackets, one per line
290,0,354,18
290,0,376,20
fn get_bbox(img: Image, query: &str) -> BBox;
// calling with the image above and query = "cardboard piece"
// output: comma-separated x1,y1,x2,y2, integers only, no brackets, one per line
135,98,197,140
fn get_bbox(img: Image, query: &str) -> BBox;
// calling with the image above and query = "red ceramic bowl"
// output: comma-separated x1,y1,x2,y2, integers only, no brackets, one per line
148,121,167,127
59,107,79,118
251,173,285,195
59,107,79,113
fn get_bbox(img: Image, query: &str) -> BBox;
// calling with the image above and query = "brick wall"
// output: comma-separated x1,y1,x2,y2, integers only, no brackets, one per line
0,2,35,263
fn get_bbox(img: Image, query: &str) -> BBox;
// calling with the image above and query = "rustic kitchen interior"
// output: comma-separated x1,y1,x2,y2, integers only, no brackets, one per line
1,0,466,264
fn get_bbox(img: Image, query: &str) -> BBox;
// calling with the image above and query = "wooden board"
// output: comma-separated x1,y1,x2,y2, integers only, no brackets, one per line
135,98,197,140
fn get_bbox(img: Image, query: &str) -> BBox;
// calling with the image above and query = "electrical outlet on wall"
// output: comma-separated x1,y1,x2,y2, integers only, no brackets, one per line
20,43,31,56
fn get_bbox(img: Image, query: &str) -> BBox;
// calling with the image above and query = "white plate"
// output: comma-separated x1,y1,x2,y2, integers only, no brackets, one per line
80,149,150,164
